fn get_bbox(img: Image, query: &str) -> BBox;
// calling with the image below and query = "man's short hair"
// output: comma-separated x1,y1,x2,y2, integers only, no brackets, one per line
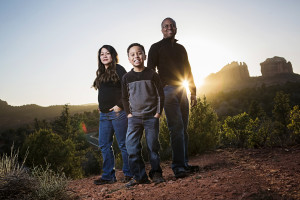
161,17,177,29
127,43,145,55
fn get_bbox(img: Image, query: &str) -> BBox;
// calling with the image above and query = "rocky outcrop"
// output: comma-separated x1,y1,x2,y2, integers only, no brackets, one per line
199,57,300,94
206,62,250,82
202,62,250,92
260,56,293,77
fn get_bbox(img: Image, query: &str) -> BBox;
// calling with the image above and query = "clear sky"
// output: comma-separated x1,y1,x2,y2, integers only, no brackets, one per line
1,0,299,106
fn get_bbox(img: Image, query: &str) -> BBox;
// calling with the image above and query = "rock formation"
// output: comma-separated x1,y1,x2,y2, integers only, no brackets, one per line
260,56,293,77
199,57,300,94
203,62,250,92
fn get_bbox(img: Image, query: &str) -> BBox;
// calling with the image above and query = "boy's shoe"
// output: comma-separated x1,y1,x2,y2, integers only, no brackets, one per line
185,165,200,173
122,176,133,183
125,178,150,188
174,171,188,179
151,172,165,184
94,178,116,185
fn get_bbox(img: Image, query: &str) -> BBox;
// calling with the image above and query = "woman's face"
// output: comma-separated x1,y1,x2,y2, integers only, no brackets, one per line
100,48,113,67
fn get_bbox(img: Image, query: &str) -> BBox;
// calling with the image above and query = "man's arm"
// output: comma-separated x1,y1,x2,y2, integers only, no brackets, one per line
183,47,197,107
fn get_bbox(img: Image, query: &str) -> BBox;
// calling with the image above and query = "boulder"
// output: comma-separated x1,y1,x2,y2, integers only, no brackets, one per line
260,56,293,77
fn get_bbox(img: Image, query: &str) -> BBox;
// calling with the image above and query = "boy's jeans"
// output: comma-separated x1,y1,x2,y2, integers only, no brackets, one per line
163,85,189,174
99,110,132,180
126,116,162,181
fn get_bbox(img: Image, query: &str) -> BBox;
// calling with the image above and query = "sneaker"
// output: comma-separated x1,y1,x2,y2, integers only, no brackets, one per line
125,178,150,188
151,173,165,184
174,171,188,179
185,165,200,173
121,176,133,183
94,178,116,185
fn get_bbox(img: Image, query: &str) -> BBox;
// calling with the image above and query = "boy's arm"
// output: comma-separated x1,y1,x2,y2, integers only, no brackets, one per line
147,44,158,71
153,72,165,115
121,75,131,115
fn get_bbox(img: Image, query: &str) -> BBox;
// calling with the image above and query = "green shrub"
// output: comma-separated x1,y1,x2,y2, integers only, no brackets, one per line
22,129,83,178
188,97,219,155
288,105,300,143
159,115,172,161
220,112,250,148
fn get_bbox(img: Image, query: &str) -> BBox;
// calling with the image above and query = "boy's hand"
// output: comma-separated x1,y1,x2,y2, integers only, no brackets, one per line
127,114,133,118
154,113,161,118
191,95,197,107
109,105,122,112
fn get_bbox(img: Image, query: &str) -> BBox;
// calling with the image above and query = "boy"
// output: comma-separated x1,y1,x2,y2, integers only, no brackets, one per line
122,43,165,187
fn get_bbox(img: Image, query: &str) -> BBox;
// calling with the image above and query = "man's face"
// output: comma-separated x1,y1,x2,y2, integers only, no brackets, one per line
161,19,177,39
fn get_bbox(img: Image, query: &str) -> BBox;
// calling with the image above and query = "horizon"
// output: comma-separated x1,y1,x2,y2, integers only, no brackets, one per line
1,0,299,106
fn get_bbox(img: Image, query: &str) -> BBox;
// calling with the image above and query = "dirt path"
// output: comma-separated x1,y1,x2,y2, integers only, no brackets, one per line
68,146,300,200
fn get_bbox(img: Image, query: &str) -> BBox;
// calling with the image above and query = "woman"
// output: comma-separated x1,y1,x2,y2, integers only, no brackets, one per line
93,45,132,185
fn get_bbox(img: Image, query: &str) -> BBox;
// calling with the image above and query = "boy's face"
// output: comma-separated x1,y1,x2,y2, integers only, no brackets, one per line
128,46,146,68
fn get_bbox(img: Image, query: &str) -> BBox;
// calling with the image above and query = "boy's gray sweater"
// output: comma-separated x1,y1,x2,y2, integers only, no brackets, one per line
122,67,164,117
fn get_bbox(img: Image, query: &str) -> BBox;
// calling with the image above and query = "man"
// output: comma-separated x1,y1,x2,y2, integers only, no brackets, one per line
147,17,199,178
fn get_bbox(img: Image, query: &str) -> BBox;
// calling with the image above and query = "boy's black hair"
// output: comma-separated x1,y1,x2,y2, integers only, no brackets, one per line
127,43,145,55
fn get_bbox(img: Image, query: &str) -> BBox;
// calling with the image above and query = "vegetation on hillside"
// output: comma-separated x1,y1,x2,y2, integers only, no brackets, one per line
0,81,300,199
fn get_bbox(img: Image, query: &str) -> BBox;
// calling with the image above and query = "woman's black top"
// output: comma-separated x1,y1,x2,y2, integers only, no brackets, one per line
98,64,127,113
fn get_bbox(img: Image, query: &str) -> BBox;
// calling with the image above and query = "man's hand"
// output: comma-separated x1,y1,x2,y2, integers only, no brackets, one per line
191,95,197,107
154,113,161,118
127,113,133,118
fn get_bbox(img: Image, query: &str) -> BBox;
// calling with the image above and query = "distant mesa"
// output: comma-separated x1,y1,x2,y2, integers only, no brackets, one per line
261,56,293,77
202,61,251,93
200,56,300,94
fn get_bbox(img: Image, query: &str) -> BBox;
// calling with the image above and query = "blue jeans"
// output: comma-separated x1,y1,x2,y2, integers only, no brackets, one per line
126,116,162,181
99,110,132,180
163,85,189,174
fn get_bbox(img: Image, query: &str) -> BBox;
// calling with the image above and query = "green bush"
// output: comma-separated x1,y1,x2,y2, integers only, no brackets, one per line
220,112,250,148
288,105,300,143
22,129,83,178
159,115,172,161
247,118,274,148
188,97,219,155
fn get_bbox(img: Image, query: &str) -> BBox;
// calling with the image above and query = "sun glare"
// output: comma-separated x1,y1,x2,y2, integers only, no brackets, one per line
182,80,190,93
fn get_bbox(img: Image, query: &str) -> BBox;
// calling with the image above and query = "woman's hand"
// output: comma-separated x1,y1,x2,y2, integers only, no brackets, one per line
127,113,133,118
154,113,161,118
109,105,122,112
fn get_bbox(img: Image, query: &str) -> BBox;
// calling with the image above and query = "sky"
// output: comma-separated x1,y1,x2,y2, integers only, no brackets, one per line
0,0,299,106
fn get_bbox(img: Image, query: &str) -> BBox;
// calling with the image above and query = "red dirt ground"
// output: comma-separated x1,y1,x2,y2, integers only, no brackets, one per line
68,146,300,200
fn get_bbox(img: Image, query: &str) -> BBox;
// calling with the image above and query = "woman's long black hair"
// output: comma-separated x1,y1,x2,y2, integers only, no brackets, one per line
93,45,119,89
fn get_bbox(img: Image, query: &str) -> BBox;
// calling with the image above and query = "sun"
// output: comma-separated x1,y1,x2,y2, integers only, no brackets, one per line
182,80,190,93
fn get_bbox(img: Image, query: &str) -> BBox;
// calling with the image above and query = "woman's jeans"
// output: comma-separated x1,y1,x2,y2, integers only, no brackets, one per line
163,85,189,174
99,110,132,180
126,116,162,181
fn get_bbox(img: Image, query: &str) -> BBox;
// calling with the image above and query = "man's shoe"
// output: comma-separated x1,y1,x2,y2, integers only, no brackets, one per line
174,171,188,179
185,165,200,173
125,178,150,188
94,178,116,185
151,172,165,184
122,176,133,183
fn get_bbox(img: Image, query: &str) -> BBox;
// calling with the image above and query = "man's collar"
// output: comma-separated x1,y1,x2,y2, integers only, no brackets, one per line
162,37,178,43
